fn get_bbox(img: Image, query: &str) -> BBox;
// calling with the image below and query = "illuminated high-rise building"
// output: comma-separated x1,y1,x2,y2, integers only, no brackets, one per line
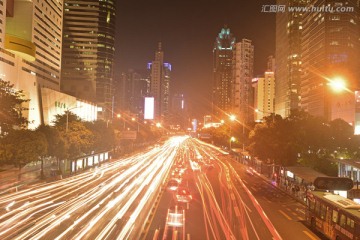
267,55,276,72
212,26,236,119
117,69,150,116
253,72,275,122
0,0,63,128
148,42,171,123
61,0,116,120
275,0,307,117
233,39,254,123
301,0,360,121
169,93,188,130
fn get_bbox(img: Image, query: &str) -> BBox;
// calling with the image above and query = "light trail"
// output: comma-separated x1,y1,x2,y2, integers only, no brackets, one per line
0,136,187,240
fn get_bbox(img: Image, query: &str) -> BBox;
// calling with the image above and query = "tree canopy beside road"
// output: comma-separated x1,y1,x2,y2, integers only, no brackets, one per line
249,110,359,176
199,110,359,176
0,80,29,135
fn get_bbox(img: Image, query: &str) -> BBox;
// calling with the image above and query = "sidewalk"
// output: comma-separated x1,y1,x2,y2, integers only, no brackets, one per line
0,165,45,194
229,157,307,205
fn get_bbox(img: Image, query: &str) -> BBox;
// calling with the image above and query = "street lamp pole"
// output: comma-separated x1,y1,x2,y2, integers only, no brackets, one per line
66,106,81,132
229,115,236,150
66,111,69,132
242,123,245,153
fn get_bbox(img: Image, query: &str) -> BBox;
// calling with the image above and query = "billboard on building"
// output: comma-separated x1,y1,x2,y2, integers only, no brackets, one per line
144,97,154,120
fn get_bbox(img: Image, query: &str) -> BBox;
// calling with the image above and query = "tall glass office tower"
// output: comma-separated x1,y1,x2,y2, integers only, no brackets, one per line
61,0,116,120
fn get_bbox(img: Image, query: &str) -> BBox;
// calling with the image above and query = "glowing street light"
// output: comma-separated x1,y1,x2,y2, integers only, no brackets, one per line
329,77,347,92
230,136,236,150
229,114,236,150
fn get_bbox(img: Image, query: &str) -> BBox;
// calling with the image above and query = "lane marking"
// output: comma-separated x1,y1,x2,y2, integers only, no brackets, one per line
303,230,318,240
279,210,292,220
234,206,240,217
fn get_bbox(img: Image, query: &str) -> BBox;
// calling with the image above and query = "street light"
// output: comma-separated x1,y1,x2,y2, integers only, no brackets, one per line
328,77,347,92
131,117,139,132
229,115,236,150
230,136,236,150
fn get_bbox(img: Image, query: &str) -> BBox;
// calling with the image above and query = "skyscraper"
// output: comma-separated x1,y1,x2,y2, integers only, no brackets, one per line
1,0,63,128
149,43,171,123
169,93,188,130
301,0,360,121
275,0,306,117
212,27,236,119
61,0,116,120
253,72,275,122
117,69,150,116
233,39,254,123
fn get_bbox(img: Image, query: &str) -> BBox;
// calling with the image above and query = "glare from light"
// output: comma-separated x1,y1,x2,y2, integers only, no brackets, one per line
329,77,346,92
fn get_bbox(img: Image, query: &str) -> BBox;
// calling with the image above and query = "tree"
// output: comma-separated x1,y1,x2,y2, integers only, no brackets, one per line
52,111,82,127
1,129,47,169
36,125,66,159
60,121,95,159
36,125,67,175
84,120,115,152
0,80,29,135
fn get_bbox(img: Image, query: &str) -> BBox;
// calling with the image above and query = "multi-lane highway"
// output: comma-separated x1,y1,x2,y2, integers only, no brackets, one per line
0,136,322,240
145,137,322,240
0,137,186,240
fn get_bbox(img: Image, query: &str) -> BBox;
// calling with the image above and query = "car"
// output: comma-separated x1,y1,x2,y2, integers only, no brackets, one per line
246,167,254,176
175,187,192,203
165,206,185,227
167,179,180,191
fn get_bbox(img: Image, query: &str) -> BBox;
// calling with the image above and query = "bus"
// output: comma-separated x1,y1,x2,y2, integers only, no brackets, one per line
306,191,360,240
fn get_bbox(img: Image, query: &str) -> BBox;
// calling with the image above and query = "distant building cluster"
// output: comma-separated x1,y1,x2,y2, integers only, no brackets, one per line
212,0,360,133
115,42,189,131
3,0,360,133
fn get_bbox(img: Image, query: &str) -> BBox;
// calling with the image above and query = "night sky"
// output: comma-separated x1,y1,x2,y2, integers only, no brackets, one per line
115,0,276,118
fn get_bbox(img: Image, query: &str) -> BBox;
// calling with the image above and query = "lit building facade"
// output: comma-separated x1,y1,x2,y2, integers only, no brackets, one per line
148,43,171,123
275,0,306,118
233,39,254,123
301,0,360,121
117,69,150,117
0,0,63,128
169,93,188,130
61,0,116,120
41,88,97,126
212,27,235,119
267,55,276,72
253,72,275,122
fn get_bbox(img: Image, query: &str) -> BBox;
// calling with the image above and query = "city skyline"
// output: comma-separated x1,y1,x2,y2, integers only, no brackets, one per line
116,0,275,118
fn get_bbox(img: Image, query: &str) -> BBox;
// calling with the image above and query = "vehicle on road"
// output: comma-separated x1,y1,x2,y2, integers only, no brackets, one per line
175,187,192,203
306,191,360,240
167,179,180,191
246,167,254,176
